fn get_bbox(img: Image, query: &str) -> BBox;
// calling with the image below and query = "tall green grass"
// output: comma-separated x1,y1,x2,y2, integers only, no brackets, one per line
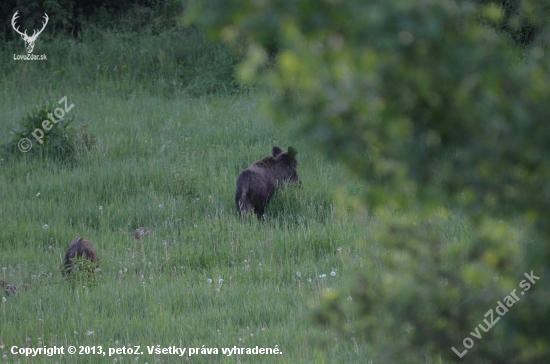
1,25,244,100
0,30,471,363
0,93,373,363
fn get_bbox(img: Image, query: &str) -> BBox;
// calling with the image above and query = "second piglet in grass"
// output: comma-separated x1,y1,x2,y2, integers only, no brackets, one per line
236,146,300,218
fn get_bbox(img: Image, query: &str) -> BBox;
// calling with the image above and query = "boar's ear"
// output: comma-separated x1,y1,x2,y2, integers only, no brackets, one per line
287,146,298,160
272,146,284,157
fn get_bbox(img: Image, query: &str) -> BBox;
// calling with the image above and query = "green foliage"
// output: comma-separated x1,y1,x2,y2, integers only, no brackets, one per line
187,0,550,362
475,0,544,47
316,214,538,363
4,101,96,161
62,256,100,288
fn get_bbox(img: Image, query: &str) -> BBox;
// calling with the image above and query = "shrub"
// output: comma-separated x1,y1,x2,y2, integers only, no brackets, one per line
61,256,100,288
4,101,96,161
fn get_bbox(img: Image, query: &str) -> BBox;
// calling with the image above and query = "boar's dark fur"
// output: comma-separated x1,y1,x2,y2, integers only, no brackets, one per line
236,146,299,218
63,237,99,275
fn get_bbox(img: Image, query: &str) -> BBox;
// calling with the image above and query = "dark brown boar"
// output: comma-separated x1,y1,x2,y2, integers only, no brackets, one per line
235,146,300,218
63,237,99,275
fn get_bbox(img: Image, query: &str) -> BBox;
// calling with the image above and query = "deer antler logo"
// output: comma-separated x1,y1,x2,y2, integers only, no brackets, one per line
11,11,49,54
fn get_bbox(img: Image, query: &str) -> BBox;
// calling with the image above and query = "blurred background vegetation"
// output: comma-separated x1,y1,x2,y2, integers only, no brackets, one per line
0,0,184,39
2,0,550,362
185,0,550,363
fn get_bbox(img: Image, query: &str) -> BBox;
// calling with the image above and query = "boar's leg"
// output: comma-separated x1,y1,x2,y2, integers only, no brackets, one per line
236,184,253,215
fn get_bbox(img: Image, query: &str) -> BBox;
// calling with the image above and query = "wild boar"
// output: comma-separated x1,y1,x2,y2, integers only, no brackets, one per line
133,227,150,240
236,146,299,218
63,237,99,275
1,280,17,297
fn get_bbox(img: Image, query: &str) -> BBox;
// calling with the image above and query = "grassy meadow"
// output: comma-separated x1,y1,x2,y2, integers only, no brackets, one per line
1,2,544,363
0,28,472,363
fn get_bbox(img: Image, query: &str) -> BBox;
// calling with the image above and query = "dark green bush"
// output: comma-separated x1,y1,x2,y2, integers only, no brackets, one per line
4,101,96,161
62,256,100,288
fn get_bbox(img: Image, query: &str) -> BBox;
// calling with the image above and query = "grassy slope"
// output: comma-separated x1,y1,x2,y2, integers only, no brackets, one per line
0,68,373,362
